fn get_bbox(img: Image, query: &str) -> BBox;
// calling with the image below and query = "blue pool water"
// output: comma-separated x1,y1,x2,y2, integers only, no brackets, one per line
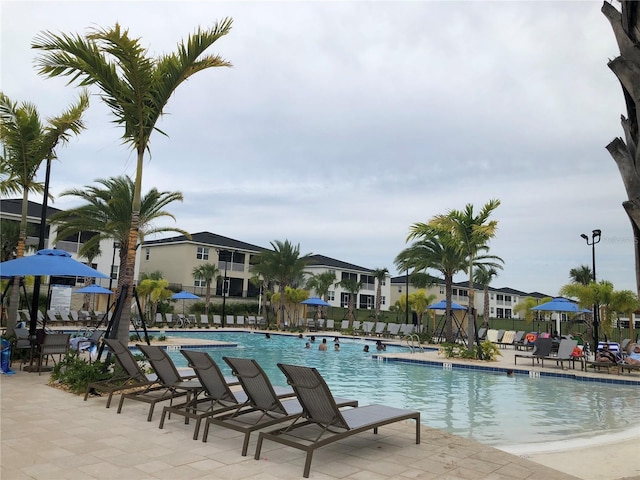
157,331,640,447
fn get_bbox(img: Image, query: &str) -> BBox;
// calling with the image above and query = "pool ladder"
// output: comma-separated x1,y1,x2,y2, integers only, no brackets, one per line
405,334,424,353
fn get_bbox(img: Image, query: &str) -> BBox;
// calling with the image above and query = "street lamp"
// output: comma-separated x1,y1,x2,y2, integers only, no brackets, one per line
580,229,601,348
220,250,234,327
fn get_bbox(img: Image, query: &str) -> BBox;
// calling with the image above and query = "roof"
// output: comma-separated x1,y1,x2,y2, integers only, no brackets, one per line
142,231,267,253
0,199,62,220
307,254,373,273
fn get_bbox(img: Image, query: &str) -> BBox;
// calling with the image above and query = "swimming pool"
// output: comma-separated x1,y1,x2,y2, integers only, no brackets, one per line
160,331,640,448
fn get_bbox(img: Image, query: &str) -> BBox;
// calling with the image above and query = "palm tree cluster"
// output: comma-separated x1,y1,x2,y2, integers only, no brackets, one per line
395,200,503,346
0,20,233,344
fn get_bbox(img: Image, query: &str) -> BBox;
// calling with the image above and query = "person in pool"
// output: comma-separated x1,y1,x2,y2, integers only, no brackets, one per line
318,338,327,351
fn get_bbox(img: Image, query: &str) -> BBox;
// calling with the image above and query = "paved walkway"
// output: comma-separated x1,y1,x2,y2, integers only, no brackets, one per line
2,330,639,480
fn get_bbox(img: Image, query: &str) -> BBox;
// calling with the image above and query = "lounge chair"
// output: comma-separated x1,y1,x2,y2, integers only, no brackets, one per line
85,338,158,407
246,315,256,329
225,314,235,327
399,323,415,337
213,315,222,327
374,322,386,336
201,357,358,456
236,315,245,328
385,323,401,338
325,319,335,331
12,327,32,369
160,350,249,440
255,363,421,478
541,338,579,369
117,344,200,421
199,314,209,327
498,330,516,348
165,313,173,327
514,337,553,366
476,327,487,341
486,329,499,343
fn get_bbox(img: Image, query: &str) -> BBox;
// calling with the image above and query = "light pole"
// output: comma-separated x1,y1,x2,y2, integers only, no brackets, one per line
580,229,601,348
220,250,234,327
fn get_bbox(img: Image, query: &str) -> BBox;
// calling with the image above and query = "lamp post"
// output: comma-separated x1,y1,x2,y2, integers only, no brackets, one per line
220,250,234,327
580,229,601,348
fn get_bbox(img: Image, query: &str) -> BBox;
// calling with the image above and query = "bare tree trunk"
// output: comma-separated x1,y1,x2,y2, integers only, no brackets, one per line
602,1,640,300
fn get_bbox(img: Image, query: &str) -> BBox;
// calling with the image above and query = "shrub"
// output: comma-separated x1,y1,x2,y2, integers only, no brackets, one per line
439,341,502,362
50,352,112,394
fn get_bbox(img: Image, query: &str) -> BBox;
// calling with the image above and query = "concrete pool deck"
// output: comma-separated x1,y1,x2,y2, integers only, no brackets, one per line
2,329,639,479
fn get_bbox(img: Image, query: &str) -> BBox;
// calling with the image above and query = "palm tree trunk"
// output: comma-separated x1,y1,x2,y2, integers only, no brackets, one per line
483,285,490,327
467,261,475,350
7,190,30,334
445,275,453,342
205,282,211,316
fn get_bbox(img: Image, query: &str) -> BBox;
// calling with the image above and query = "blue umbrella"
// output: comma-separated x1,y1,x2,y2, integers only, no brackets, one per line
427,299,467,310
531,297,579,335
75,284,113,295
0,249,109,278
171,291,201,315
301,297,331,307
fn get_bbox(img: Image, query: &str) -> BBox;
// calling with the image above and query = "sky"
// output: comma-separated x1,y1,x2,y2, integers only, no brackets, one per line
0,1,635,297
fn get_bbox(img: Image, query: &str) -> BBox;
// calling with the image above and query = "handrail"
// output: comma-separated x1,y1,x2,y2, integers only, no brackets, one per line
404,334,424,353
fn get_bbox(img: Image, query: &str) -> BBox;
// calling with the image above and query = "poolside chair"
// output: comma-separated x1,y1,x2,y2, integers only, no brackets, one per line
201,357,358,456
199,314,209,327
236,315,245,328
46,309,59,325
85,338,158,407
325,319,335,331
512,331,526,348
340,320,349,331
33,333,71,375
213,315,222,327
256,316,266,328
374,322,386,336
352,320,361,334
361,321,374,336
486,329,499,343
514,337,553,366
160,350,249,440
476,327,487,341
246,315,256,329
541,338,579,369
226,314,235,327
117,344,200,421
316,318,325,331
498,330,516,348
385,323,401,338
255,363,421,478
165,313,174,327
12,327,32,369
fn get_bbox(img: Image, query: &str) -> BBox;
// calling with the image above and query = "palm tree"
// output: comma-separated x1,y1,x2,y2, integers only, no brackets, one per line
513,296,551,327
0,91,89,331
192,263,219,315
396,230,466,342
610,289,639,341
337,277,362,328
50,175,189,275
33,20,233,345
409,290,436,334
473,265,501,327
569,265,593,285
427,199,503,349
305,270,336,319
252,240,312,329
371,267,388,322
136,277,172,323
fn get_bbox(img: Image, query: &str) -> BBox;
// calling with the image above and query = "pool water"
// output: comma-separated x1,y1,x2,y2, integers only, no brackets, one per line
161,331,640,447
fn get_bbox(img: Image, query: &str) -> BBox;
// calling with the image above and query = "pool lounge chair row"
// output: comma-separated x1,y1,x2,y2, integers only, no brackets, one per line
89,339,420,478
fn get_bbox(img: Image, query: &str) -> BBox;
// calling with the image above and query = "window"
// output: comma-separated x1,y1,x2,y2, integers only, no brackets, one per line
490,293,494,300
452,288,457,296
327,291,335,301
440,286,445,294
110,264,119,280
359,294,374,309
504,295,512,303
496,294,504,302
505,309,512,318
340,293,350,308
490,307,494,314
496,308,504,318
194,278,206,288
341,272,357,282
145,248,150,261
381,296,386,306
458,290,468,298
196,247,209,260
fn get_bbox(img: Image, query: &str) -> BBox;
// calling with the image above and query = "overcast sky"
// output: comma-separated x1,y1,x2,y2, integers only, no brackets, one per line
1,1,634,296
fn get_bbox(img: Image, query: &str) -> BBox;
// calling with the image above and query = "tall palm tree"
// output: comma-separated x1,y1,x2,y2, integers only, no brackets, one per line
192,263,219,315
33,20,233,345
427,199,503,349
569,265,593,285
0,91,89,331
337,277,362,328
473,265,501,327
371,267,388,322
252,240,312,329
396,230,467,342
50,176,189,271
305,270,336,319
136,277,172,322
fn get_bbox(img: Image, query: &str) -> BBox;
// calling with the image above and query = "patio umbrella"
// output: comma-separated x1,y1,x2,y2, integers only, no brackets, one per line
75,284,113,295
171,291,201,315
531,297,579,335
427,300,467,311
0,249,109,278
301,297,331,307
301,297,330,321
